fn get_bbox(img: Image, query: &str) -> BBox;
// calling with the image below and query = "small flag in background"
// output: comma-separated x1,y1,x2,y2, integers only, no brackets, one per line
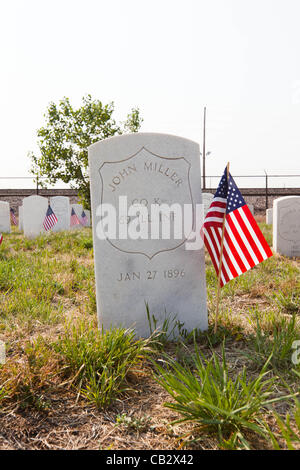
70,207,81,226
203,167,273,287
0,233,3,245
81,210,88,226
10,208,17,226
43,205,58,231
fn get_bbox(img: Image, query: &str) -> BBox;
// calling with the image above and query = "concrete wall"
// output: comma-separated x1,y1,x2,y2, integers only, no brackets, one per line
1,187,300,215
0,189,79,213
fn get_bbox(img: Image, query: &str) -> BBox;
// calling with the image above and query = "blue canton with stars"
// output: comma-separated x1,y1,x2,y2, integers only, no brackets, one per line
214,167,246,214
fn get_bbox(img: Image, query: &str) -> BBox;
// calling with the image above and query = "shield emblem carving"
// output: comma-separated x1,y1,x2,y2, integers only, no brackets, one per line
98,147,194,259
278,201,300,241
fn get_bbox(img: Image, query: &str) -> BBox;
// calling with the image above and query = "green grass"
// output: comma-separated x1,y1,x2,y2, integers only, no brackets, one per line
0,228,95,331
0,321,154,411
266,371,300,450
0,222,299,449
55,320,153,408
154,342,294,449
274,290,300,315
245,313,300,372
268,397,300,450
0,337,60,410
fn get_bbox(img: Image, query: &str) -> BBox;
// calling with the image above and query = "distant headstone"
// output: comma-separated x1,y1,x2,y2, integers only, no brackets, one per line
50,196,70,232
0,202,11,233
88,133,208,337
85,209,91,227
273,196,300,257
202,193,214,214
70,204,83,229
266,208,273,225
23,195,48,238
19,205,23,231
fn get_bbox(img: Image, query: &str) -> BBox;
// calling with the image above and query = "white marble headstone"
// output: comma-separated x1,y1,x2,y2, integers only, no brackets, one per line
0,201,11,233
202,193,214,215
50,196,70,232
23,195,48,238
266,208,273,225
273,196,300,257
19,205,23,231
88,133,208,337
70,203,83,229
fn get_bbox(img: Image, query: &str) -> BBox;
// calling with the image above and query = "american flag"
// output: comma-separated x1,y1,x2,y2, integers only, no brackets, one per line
0,233,3,245
81,210,88,226
43,205,58,231
70,207,81,226
10,208,17,226
203,167,272,287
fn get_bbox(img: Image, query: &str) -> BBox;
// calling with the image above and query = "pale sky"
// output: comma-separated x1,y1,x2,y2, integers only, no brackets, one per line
1,0,300,188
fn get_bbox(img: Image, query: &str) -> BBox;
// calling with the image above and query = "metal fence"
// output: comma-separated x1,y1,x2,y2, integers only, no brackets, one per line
1,173,300,190
204,173,300,210
0,173,299,211
205,173,300,189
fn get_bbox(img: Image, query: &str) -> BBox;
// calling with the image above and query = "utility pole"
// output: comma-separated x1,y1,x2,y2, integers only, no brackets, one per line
264,169,268,210
202,106,206,189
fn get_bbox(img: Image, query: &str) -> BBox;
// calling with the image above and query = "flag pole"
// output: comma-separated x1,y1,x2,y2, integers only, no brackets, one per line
214,162,230,334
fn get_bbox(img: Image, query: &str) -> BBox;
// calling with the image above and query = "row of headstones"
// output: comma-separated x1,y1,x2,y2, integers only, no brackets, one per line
265,196,300,258
0,195,91,238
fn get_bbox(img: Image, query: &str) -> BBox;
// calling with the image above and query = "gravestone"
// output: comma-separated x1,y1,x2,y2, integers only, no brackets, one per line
88,133,208,337
70,203,83,229
266,208,273,225
273,196,300,257
0,201,11,233
50,196,70,232
85,209,91,227
19,205,23,231
202,193,214,215
23,195,48,238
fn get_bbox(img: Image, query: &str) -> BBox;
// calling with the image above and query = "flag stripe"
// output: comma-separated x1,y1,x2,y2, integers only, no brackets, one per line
224,220,249,272
217,228,237,280
207,206,226,213
213,227,232,283
204,227,227,286
229,211,259,265
211,197,227,205
222,235,243,276
225,214,254,269
238,208,267,261
234,209,263,264
206,209,226,218
204,228,220,273
204,217,225,224
242,205,273,258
